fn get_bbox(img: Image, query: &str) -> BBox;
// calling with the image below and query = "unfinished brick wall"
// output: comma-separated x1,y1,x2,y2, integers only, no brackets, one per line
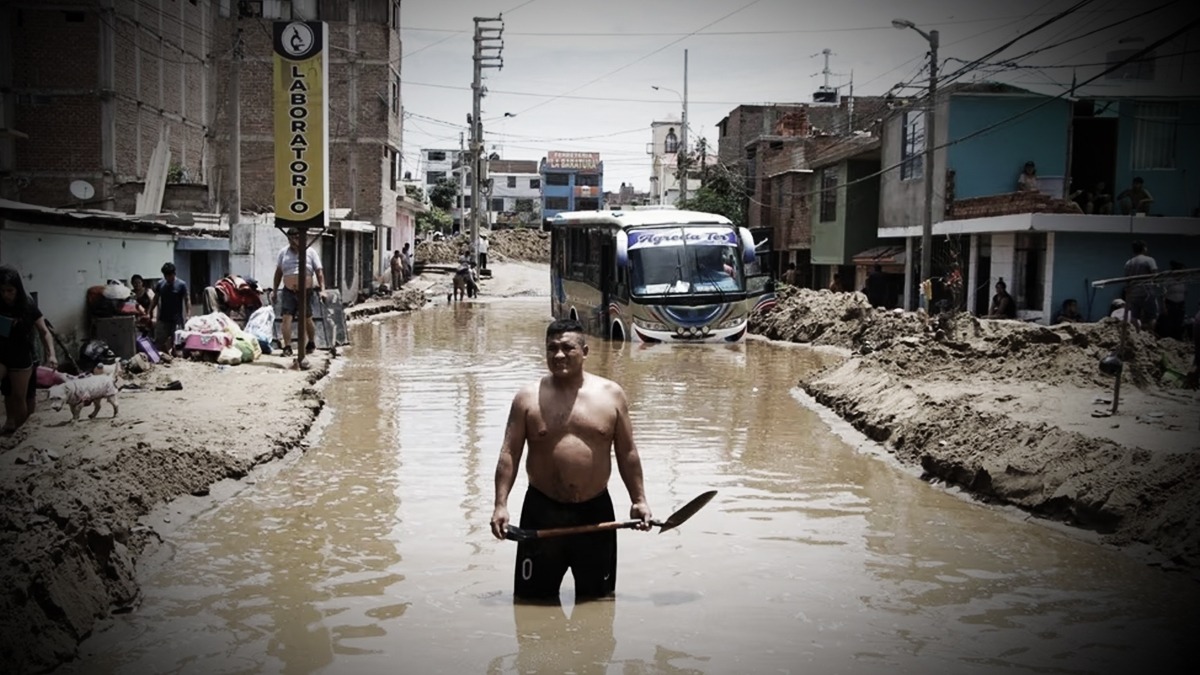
9,1,209,209
947,191,1080,219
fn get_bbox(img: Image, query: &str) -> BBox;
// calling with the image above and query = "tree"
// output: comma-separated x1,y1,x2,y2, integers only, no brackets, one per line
428,177,459,212
416,207,451,235
678,166,746,225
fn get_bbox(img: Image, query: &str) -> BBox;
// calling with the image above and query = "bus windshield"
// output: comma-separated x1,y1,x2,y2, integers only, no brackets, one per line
627,226,744,296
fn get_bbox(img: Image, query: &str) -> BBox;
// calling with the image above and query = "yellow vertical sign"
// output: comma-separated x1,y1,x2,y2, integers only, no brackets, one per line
273,21,328,229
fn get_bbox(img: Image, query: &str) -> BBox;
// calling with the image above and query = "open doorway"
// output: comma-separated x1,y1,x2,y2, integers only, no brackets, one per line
1070,103,1118,210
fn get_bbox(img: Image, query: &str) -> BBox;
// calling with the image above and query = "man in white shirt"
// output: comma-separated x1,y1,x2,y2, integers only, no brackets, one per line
272,229,325,356
475,232,490,271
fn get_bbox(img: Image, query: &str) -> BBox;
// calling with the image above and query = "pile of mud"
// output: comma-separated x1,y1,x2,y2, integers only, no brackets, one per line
752,287,1195,391
489,228,550,264
415,229,550,266
751,287,1200,570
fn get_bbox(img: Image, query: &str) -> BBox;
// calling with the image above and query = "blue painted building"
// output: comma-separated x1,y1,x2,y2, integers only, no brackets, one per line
541,151,605,226
879,82,1200,319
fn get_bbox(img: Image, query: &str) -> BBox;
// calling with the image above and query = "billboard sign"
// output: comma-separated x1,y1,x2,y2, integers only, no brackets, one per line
273,21,329,229
546,151,600,171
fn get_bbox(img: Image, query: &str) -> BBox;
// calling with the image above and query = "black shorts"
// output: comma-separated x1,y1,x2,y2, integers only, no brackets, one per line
514,487,617,601
280,287,320,319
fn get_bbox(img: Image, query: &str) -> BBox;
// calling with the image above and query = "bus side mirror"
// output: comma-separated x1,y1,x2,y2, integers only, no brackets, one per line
738,227,756,265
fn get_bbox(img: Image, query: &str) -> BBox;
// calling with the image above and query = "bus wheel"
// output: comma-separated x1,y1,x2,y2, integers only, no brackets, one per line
610,321,626,342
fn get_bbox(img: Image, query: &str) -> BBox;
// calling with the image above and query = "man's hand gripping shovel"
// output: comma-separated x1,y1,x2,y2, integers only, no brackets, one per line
504,491,717,542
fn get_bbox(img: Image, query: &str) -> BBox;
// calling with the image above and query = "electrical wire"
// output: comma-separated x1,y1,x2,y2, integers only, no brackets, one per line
509,0,767,118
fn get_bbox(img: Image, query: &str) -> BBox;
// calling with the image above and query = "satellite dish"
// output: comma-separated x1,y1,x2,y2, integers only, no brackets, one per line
69,180,95,201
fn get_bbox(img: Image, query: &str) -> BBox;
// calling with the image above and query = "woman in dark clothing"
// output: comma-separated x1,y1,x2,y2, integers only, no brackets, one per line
988,278,1018,319
0,266,57,434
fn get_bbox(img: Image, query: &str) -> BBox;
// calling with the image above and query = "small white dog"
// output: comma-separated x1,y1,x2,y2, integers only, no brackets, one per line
46,374,120,422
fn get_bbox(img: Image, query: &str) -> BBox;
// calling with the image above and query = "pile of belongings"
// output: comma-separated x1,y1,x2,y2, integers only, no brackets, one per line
174,312,263,365
205,274,263,319
87,280,141,319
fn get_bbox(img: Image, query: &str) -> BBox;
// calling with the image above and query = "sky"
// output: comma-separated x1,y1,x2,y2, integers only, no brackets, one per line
399,0,1196,192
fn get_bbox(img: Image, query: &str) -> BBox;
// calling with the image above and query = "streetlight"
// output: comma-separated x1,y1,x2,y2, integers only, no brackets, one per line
893,18,939,306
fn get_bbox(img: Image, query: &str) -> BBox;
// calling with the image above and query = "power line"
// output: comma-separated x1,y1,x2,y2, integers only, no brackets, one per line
779,20,1200,206
510,0,767,118
397,10,1140,37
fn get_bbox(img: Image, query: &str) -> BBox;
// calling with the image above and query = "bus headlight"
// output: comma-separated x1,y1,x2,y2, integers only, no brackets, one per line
633,318,670,332
716,317,744,330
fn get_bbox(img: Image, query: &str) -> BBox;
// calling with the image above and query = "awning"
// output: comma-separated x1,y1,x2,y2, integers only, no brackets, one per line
329,219,376,233
852,245,906,266
175,236,230,251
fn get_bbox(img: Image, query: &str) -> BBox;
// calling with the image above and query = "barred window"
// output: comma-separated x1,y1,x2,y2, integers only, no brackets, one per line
900,110,925,181
820,168,838,222
1132,102,1178,170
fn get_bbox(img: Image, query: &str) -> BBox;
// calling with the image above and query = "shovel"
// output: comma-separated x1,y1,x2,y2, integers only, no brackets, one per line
505,490,717,542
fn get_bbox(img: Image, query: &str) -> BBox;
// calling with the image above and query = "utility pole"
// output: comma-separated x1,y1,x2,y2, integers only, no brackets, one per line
229,23,242,232
679,49,688,206
458,130,466,232
923,30,939,297
471,16,503,266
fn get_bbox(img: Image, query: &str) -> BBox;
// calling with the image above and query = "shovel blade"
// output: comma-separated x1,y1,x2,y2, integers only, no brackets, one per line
658,490,717,533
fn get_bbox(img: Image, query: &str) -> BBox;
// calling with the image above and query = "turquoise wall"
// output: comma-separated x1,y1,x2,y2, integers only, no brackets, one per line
1112,100,1200,218
947,95,1071,199
1051,232,1200,322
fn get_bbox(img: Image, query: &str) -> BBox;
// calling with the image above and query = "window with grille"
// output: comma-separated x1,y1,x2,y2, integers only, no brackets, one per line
506,176,517,188
391,71,401,116
900,110,925,181
1132,102,1177,170
820,168,838,222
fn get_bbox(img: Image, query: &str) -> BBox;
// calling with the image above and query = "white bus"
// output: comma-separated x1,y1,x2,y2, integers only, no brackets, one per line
548,209,775,343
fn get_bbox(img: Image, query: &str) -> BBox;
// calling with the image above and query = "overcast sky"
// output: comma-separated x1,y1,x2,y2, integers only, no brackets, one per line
399,0,1194,192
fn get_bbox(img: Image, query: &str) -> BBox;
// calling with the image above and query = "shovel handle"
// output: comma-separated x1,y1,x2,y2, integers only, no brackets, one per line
505,519,663,542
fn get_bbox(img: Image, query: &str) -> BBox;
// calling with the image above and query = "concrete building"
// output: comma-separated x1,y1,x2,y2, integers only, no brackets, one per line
1,0,214,211
1,0,409,303
877,82,1200,320
541,151,603,225
484,159,541,228
717,98,890,283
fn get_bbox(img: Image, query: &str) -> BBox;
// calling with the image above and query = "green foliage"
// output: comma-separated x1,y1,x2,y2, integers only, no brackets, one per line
416,207,451,234
678,168,746,225
404,184,425,202
428,178,459,211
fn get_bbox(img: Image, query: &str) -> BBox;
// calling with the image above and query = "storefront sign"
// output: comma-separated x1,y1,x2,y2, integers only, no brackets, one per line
273,21,328,229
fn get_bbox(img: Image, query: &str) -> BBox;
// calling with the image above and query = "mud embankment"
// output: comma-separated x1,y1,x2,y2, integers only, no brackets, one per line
751,286,1200,570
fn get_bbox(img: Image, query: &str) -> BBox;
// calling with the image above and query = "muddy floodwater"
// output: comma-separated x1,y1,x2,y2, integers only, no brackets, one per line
64,299,1197,674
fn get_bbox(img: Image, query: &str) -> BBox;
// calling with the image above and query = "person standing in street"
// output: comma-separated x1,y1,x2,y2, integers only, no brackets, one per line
1123,240,1158,333
0,266,56,435
490,319,652,602
476,232,489,272
390,250,405,290
148,262,190,355
272,229,325,357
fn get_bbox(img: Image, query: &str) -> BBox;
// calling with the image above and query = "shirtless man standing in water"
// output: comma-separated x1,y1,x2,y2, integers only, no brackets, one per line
490,319,652,601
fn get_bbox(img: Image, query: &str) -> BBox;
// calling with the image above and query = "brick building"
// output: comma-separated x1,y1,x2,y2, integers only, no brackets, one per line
1,1,406,299
1,0,213,210
716,97,890,283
